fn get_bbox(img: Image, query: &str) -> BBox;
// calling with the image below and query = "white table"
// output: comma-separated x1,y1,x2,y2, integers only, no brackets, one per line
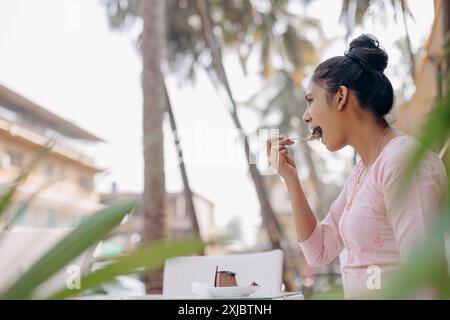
74,292,304,300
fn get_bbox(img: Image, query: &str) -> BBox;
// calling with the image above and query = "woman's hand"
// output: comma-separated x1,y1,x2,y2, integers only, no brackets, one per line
266,135,299,182
267,136,317,245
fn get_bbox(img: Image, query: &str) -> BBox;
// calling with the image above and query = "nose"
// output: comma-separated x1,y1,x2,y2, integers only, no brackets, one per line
302,108,312,123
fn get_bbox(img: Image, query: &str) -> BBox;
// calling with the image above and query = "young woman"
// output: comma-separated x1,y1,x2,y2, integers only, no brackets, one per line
267,34,447,299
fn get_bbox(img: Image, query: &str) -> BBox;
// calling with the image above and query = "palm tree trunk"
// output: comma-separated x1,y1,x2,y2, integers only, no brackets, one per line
163,79,201,239
442,0,450,86
141,0,167,294
195,0,298,291
400,0,416,80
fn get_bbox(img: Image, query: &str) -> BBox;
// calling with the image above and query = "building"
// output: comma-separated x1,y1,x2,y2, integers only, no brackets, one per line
0,84,104,229
167,191,217,242
100,189,218,252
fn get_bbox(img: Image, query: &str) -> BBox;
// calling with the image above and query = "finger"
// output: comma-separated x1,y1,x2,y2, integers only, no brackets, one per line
279,150,289,164
285,153,296,168
278,138,295,146
267,136,282,157
272,142,291,154
272,138,293,148
278,151,296,171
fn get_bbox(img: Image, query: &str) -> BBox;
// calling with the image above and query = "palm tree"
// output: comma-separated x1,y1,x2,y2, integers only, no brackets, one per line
339,0,416,79
104,0,168,293
193,0,329,290
163,81,201,238
105,0,202,247
104,0,324,291
140,0,167,294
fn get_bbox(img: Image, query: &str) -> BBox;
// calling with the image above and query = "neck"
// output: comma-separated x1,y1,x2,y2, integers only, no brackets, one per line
348,120,392,168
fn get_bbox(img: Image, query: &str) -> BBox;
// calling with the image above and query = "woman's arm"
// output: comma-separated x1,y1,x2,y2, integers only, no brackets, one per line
267,136,348,266
382,154,447,262
267,136,317,241
284,177,318,242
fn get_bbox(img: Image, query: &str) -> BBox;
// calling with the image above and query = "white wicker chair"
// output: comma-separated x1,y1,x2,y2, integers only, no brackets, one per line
163,249,283,297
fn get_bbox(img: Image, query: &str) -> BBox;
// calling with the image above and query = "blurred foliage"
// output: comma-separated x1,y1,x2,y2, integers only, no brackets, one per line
311,287,345,300
49,238,204,300
1,201,136,299
339,0,414,39
340,0,417,81
103,0,322,84
0,146,204,299
374,85,450,299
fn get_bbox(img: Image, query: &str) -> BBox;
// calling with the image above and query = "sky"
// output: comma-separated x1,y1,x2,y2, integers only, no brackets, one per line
0,0,435,245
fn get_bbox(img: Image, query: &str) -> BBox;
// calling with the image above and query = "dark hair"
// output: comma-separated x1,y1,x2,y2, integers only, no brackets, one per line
311,34,394,122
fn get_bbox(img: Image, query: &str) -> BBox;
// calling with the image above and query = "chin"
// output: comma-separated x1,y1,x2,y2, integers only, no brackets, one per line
325,145,340,152
324,140,345,152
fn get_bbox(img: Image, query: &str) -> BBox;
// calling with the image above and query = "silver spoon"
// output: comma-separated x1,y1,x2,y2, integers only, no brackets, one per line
259,136,318,143
287,136,318,141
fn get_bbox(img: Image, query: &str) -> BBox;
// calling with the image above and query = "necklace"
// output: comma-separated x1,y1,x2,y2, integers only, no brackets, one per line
345,126,392,211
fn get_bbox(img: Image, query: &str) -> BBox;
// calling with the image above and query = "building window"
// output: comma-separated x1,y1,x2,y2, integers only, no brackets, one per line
5,150,23,168
18,202,27,226
79,175,90,191
44,163,54,177
58,169,66,180
72,216,82,227
172,229,192,239
175,196,186,218
47,209,57,228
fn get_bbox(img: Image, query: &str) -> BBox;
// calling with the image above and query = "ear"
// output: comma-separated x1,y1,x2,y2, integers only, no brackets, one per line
335,86,349,111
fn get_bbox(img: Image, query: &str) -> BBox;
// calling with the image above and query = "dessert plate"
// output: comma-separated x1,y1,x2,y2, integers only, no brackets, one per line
208,285,260,297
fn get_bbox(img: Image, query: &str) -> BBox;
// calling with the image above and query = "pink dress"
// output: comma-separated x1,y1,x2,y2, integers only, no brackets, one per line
297,134,447,299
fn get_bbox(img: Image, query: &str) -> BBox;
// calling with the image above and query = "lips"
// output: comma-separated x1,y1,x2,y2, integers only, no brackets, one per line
312,126,322,139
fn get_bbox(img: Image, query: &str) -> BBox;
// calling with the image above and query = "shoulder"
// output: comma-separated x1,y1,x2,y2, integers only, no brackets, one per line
374,134,446,191
374,134,419,172
380,134,418,162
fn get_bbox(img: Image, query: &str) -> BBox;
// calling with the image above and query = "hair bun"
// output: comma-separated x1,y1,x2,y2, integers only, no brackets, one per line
346,34,388,72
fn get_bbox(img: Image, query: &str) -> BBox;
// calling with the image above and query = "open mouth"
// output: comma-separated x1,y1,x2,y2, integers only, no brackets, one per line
312,126,323,139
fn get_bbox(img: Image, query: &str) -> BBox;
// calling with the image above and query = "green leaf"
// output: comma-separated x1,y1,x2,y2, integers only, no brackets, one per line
375,86,450,299
1,200,136,300
394,87,450,204
49,238,205,300
374,200,450,299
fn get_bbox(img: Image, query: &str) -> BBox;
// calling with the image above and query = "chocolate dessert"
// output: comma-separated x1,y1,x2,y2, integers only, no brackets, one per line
214,266,238,287
312,126,322,139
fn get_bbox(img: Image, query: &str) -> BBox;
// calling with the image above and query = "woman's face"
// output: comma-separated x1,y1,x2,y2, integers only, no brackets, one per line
303,82,348,151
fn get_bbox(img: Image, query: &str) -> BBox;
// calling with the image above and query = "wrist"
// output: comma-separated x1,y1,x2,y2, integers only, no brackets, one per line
283,174,301,188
